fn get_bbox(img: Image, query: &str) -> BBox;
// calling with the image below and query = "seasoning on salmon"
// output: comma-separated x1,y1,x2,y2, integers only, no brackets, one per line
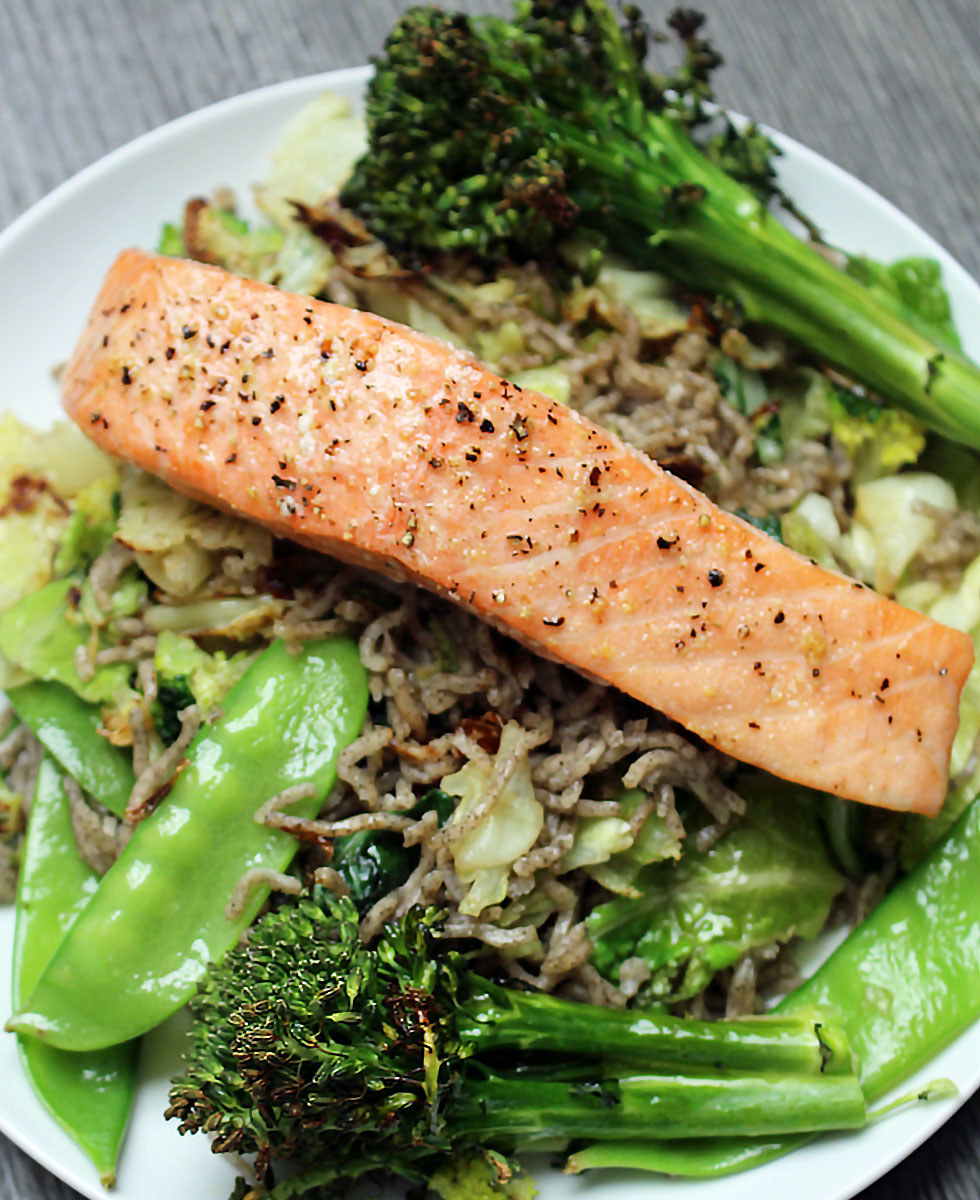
61,249,975,816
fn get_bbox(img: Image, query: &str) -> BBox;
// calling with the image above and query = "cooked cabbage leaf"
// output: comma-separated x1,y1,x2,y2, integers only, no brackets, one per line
562,787,682,898
153,630,254,715
0,579,131,704
442,723,543,918
429,1150,537,1200
586,784,842,1001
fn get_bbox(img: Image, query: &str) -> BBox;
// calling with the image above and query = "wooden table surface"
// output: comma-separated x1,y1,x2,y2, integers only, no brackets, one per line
0,1,978,1198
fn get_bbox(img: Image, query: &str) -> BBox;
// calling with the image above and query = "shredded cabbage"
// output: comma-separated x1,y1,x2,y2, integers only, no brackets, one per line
442,724,544,918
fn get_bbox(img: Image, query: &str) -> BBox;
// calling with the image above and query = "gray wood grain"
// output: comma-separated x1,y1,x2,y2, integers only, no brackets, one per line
0,2,978,1199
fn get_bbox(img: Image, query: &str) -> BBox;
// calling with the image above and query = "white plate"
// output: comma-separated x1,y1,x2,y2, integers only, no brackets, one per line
1,65,979,1200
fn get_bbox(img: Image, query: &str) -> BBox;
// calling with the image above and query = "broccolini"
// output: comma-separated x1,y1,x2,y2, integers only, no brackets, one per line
341,1,980,449
167,891,866,1196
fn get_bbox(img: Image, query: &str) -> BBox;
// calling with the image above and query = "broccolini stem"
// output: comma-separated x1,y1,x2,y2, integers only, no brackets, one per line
448,1071,867,1142
459,979,851,1078
548,108,980,447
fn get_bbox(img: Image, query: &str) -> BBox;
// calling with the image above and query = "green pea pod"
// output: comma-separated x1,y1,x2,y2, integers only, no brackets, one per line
13,756,137,1186
7,681,134,818
9,637,368,1052
566,796,980,1178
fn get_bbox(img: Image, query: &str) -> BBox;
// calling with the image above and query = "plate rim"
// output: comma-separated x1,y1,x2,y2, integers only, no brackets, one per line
1,63,978,1200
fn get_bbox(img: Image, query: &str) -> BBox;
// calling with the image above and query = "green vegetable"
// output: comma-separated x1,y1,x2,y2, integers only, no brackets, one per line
898,553,980,866
853,472,957,593
826,387,926,484
331,788,455,914
6,681,134,818
157,222,186,257
430,1150,537,1199
13,757,137,1185
713,354,769,419
565,787,681,896
587,785,842,999
342,2,980,448
8,637,367,1051
151,676,196,746
52,475,119,576
255,91,367,232
441,723,544,917
508,363,572,406
171,201,335,296
845,255,962,350
153,629,253,714
568,796,980,1178
734,508,783,542
166,893,864,1195
0,578,131,704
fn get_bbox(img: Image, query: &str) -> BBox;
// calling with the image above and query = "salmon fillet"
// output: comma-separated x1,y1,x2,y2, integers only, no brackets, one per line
62,249,974,815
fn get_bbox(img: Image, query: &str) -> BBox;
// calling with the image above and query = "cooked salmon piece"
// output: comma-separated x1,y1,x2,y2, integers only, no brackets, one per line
62,249,974,815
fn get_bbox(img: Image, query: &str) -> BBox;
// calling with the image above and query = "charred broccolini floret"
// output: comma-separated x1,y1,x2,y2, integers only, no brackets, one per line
341,1,980,449
167,891,866,1197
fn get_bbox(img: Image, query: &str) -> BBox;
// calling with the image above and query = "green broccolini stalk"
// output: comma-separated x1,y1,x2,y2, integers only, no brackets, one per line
166,892,866,1196
340,2,980,449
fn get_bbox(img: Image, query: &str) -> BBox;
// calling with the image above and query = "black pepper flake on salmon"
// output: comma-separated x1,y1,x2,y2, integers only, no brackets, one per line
270,398,283,414
510,414,529,441
589,466,602,487
182,324,197,340
748,721,760,729
657,534,678,550
774,611,785,624
812,669,821,678
224,453,237,464
754,563,765,572
543,616,565,627
271,474,296,490
708,568,724,587
354,360,368,372
480,418,495,434
199,400,216,412
120,366,132,385
456,401,475,424
881,678,890,690
89,411,101,424
251,416,262,427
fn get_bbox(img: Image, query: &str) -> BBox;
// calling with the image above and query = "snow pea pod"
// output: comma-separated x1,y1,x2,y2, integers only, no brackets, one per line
7,681,134,818
13,756,137,1185
567,795,980,1177
9,637,367,1051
